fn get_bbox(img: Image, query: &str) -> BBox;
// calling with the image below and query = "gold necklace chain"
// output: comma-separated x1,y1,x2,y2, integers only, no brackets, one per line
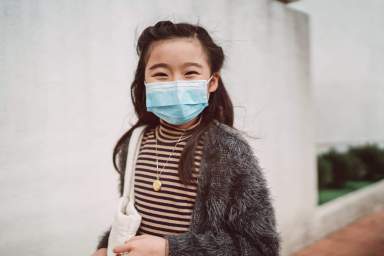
153,126,188,191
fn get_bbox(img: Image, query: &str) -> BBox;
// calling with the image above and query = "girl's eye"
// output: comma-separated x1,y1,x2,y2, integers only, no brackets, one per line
153,73,167,77
185,71,199,76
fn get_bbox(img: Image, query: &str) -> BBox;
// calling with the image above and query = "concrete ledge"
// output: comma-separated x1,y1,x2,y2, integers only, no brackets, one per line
310,179,384,243
283,179,384,255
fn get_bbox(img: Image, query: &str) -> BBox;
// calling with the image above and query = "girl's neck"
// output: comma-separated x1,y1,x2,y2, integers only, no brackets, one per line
159,115,202,130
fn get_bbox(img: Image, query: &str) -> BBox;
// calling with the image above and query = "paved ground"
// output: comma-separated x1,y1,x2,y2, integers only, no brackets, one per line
293,209,384,256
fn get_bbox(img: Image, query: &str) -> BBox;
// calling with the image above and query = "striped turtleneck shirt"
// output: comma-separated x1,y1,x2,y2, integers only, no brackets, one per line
133,116,205,237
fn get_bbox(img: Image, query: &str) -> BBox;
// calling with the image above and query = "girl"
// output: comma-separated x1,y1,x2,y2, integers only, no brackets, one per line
92,20,280,256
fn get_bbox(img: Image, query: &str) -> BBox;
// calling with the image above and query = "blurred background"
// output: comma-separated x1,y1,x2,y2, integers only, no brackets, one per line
0,0,383,255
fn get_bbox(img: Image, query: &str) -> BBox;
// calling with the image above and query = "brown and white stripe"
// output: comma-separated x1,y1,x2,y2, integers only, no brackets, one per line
133,117,205,237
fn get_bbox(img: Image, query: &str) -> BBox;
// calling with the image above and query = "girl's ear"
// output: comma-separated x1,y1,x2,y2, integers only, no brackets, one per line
208,72,220,93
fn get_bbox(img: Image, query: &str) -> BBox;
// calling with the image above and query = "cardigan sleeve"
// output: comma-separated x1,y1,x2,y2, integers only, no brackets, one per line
163,139,281,256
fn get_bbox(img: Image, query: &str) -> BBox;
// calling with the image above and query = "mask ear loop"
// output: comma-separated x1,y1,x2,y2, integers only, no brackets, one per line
206,74,215,100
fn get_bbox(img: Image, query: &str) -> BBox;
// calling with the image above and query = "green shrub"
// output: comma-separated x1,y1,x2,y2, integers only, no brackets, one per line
320,148,349,188
348,144,384,181
318,155,333,189
317,143,384,204
344,151,367,180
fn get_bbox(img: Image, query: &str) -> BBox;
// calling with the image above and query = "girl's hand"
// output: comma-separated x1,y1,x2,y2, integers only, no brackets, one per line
113,234,168,256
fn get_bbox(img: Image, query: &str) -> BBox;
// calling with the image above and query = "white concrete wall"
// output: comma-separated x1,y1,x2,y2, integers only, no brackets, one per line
286,0,384,253
290,0,384,152
0,0,311,255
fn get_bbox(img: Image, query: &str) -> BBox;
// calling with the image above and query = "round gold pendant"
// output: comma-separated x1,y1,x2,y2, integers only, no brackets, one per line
153,179,162,191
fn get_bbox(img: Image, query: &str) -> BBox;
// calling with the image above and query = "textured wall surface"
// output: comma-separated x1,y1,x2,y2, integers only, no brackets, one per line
0,0,311,255
291,0,384,152
286,0,384,253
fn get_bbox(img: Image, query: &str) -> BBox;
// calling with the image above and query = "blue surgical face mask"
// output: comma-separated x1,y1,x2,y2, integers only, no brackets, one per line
144,76,213,125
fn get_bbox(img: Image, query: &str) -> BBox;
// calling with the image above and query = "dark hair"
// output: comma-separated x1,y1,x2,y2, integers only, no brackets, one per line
113,20,234,189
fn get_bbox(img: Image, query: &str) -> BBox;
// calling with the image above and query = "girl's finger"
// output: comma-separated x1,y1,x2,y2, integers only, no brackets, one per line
113,243,132,254
124,234,146,244
117,253,130,256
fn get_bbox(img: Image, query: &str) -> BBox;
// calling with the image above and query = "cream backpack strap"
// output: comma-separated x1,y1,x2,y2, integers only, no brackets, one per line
122,125,147,203
107,125,147,256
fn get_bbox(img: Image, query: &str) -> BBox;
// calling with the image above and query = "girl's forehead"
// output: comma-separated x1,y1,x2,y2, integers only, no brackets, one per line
146,37,209,69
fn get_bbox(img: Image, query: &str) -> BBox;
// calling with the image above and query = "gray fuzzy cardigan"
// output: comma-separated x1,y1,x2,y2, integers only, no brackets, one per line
96,119,281,255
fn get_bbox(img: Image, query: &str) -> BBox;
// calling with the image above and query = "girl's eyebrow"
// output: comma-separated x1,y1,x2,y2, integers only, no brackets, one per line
148,62,203,71
148,63,169,70
182,62,203,69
